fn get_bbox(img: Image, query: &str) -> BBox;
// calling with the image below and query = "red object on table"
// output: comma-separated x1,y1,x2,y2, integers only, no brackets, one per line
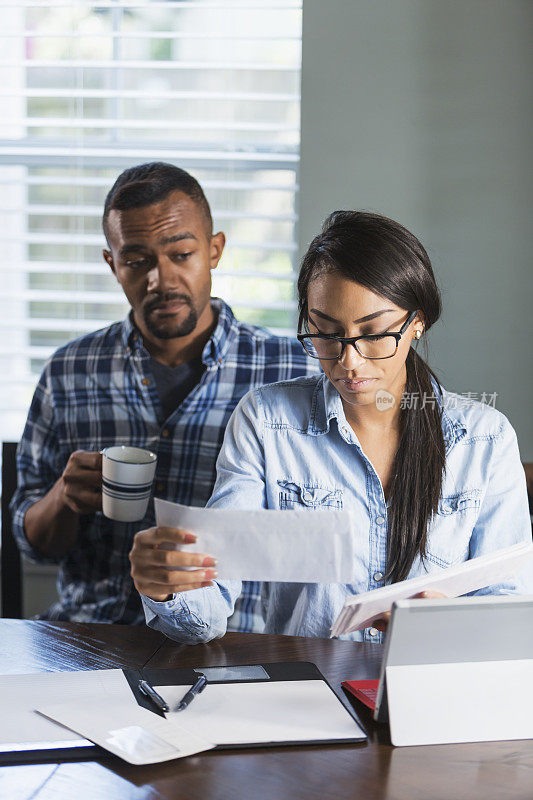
342,679,379,710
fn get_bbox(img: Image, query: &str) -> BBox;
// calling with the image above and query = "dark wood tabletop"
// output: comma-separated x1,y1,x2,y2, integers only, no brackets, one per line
1,620,532,800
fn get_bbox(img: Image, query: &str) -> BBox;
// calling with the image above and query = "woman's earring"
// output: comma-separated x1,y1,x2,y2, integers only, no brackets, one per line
413,330,422,340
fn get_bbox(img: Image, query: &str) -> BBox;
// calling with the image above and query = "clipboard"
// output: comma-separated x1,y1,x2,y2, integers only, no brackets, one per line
124,661,368,749
0,661,366,764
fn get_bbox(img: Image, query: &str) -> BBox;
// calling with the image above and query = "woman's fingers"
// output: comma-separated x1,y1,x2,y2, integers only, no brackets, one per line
149,548,217,569
134,526,197,547
129,526,218,601
134,566,218,586
131,568,218,600
372,592,449,633
370,592,449,635
372,611,391,633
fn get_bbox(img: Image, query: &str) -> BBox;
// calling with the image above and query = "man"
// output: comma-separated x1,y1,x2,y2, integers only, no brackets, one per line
11,162,318,629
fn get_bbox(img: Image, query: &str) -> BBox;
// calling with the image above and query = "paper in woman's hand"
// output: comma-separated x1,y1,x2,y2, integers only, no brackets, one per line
331,542,533,636
155,498,358,583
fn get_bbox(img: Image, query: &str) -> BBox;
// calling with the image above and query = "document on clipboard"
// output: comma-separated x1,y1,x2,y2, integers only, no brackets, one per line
155,679,363,747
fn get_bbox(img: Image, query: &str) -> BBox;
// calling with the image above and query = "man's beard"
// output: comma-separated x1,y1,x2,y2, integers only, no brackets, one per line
142,292,199,339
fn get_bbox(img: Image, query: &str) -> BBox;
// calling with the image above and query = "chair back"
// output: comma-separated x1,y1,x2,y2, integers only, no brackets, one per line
1,442,23,618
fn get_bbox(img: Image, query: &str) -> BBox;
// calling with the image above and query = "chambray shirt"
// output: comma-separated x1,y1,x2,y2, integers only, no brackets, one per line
142,373,532,644
10,299,318,628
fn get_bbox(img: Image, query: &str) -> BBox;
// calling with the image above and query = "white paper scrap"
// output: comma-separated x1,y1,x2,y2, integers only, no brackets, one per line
155,498,356,583
331,541,533,636
36,702,214,765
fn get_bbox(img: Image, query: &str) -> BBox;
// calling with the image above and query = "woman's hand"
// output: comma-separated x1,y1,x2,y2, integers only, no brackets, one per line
372,590,447,633
129,526,218,602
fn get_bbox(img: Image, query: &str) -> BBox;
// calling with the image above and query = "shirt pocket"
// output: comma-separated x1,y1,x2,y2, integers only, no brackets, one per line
277,480,343,510
425,489,483,568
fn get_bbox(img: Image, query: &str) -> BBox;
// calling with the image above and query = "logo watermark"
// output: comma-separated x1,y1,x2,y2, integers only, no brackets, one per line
375,390,498,411
375,389,396,412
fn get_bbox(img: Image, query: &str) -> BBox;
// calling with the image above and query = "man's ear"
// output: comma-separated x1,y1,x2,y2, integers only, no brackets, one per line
103,248,117,278
209,231,226,271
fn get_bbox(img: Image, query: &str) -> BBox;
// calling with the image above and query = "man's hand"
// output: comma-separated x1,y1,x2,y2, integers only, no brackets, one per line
57,450,103,514
24,450,103,558
129,526,218,602
372,590,447,633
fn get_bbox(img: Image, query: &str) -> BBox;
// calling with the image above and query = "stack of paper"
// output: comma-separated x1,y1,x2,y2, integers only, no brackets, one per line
0,669,134,752
330,541,533,637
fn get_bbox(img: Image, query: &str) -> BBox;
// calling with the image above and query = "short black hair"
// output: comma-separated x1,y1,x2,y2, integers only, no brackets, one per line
102,162,213,242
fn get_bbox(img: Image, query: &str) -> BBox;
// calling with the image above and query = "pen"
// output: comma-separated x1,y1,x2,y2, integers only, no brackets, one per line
175,674,208,712
138,679,169,713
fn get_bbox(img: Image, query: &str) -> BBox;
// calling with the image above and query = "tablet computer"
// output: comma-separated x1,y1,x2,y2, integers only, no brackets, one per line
374,594,533,723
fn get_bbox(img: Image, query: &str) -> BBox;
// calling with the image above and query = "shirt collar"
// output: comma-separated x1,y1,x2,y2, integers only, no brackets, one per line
119,298,236,366
307,372,468,450
121,311,137,351
201,297,237,366
307,374,344,435
436,378,468,451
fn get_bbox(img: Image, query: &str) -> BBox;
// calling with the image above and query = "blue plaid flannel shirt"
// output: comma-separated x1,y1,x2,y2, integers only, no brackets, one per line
11,298,319,629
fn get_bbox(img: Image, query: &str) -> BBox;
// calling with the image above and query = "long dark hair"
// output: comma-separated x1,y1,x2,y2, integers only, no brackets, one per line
298,210,445,583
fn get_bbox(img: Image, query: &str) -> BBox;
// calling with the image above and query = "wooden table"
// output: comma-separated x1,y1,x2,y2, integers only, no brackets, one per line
1,620,532,800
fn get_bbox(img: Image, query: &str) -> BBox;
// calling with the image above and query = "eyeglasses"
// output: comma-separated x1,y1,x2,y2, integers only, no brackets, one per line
297,310,419,361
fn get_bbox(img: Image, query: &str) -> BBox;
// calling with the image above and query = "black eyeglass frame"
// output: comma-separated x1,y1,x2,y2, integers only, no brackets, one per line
297,310,419,360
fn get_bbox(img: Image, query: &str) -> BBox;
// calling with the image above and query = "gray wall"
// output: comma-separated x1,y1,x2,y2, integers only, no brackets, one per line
299,0,533,458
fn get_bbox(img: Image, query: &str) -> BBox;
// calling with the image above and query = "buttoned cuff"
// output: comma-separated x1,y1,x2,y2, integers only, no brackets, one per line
11,496,61,565
141,592,209,634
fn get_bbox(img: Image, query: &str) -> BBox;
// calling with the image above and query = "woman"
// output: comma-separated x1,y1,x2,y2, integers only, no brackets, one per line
131,211,532,643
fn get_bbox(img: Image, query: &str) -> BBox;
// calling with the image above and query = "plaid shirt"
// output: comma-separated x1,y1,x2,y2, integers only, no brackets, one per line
11,299,319,629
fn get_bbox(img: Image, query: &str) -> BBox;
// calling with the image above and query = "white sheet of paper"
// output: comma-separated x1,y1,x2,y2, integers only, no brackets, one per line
155,680,365,744
0,668,135,749
36,702,214,765
155,498,357,582
331,542,533,636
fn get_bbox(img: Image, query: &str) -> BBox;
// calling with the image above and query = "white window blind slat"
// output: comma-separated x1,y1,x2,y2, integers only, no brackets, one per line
1,176,299,191
10,118,299,133
0,59,299,72
11,2,301,8
1,89,299,102
1,147,298,164
8,31,300,40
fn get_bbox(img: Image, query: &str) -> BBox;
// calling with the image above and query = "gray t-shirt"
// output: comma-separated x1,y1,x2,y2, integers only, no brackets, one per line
149,356,206,421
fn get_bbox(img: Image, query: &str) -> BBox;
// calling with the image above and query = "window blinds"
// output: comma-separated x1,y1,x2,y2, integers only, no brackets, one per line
0,0,302,438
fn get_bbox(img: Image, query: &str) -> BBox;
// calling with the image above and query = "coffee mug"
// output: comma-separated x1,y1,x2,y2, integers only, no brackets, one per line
102,446,157,522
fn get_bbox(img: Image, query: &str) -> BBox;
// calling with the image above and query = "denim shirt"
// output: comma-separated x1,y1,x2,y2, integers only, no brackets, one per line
142,374,532,644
